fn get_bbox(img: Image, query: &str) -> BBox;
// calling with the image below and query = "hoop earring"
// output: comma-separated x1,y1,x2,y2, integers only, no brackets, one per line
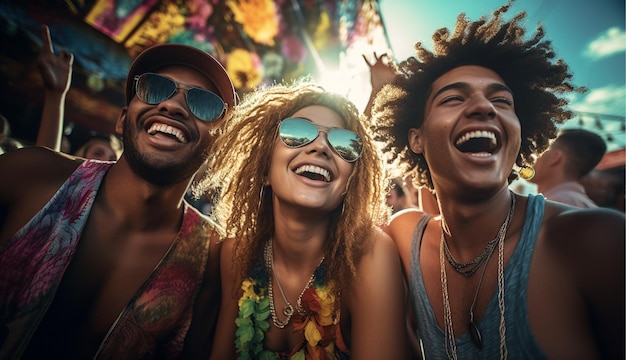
257,186,265,215
515,165,535,181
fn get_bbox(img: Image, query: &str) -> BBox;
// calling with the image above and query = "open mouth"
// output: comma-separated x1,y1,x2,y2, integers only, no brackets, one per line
147,123,188,143
294,164,332,182
455,130,497,157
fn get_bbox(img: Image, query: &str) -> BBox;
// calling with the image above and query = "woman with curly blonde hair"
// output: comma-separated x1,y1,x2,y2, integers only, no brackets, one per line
197,80,408,359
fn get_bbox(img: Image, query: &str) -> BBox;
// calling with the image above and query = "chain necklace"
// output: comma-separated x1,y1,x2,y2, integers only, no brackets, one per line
440,193,515,359
443,230,499,277
264,239,324,329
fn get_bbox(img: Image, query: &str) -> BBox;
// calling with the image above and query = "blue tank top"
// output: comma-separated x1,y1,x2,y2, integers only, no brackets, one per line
409,194,548,359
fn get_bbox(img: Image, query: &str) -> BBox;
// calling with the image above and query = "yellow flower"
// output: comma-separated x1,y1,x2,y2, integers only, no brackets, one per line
304,320,322,346
238,279,258,307
226,48,264,91
316,286,335,326
227,0,279,46
313,10,331,49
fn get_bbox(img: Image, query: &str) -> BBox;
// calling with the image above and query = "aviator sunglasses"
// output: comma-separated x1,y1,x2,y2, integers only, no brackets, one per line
278,117,363,162
134,73,226,122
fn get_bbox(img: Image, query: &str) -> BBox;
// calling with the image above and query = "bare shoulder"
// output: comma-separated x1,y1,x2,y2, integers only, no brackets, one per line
389,208,425,228
368,227,400,257
539,202,624,290
533,199,625,358
383,208,427,274
356,228,403,278
0,146,81,211
383,208,425,242
0,146,82,191
0,147,82,243
346,228,409,359
542,202,625,255
219,237,238,278
220,237,236,256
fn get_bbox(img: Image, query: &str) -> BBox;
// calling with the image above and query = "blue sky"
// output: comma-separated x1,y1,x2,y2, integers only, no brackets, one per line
376,0,626,150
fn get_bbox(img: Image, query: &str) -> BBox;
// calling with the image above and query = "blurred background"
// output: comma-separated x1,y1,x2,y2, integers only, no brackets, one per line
0,0,392,150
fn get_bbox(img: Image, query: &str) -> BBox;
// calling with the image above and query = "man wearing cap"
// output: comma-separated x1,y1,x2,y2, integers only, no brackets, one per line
0,43,236,359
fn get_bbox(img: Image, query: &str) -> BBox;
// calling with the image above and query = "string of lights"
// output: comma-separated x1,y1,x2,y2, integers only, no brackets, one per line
565,111,626,151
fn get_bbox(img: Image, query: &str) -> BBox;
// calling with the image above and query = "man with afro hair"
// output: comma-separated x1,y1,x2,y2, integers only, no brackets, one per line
372,2,625,359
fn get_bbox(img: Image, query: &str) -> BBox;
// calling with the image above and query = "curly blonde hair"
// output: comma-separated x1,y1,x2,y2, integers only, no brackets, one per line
371,1,583,190
194,80,388,292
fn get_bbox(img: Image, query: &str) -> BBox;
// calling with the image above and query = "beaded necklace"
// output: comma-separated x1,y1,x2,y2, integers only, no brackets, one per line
265,240,322,329
235,242,347,359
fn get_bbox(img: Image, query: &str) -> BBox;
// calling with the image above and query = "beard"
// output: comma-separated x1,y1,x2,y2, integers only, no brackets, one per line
122,116,208,187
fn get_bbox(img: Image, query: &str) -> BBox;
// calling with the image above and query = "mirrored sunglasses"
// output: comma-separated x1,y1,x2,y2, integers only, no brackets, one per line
278,117,363,162
134,72,226,122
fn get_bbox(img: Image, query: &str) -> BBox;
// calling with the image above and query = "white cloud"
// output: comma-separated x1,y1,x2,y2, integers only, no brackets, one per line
570,84,626,116
584,27,626,61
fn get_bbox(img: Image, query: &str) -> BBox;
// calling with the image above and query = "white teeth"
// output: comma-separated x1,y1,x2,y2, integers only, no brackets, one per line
295,164,331,182
455,130,496,147
147,123,187,143
470,152,491,157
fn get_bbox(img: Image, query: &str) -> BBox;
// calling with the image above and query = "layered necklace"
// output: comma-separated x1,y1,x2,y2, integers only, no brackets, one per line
264,239,324,328
440,192,515,359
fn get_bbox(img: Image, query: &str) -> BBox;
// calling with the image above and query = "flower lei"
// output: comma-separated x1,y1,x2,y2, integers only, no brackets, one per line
235,262,347,359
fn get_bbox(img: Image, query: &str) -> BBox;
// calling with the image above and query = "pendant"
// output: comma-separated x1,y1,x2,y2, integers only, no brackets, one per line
468,321,483,349
283,304,294,317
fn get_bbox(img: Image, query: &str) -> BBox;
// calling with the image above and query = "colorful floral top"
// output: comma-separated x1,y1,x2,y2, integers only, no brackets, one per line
236,262,349,359
0,160,216,359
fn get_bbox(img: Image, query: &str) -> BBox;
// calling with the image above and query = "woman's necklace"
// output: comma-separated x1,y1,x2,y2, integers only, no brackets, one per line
440,193,515,359
264,239,324,329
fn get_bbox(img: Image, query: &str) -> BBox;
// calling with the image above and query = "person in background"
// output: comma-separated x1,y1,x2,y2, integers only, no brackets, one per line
386,177,416,214
0,114,24,155
371,3,624,359
36,24,122,162
581,167,626,212
364,53,440,220
0,43,237,359
407,175,440,217
363,52,397,118
73,132,122,161
198,81,409,359
0,114,11,147
529,128,607,208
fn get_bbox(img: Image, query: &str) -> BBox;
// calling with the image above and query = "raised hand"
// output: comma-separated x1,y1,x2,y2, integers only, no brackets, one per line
38,24,74,94
362,52,396,92
36,24,74,151
362,52,397,117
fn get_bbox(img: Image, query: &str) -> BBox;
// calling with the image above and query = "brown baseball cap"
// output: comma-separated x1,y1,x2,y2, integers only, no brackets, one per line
125,44,237,112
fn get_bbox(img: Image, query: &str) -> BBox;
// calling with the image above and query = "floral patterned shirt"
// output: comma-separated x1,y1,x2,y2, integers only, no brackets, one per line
0,160,215,359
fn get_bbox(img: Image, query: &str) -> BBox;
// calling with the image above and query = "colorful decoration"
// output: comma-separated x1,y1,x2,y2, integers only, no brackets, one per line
1,0,393,115
226,48,264,91
235,275,345,359
85,0,159,43
81,0,390,98
227,0,279,47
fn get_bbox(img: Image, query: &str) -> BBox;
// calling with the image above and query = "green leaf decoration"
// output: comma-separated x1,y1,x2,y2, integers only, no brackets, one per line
240,299,256,317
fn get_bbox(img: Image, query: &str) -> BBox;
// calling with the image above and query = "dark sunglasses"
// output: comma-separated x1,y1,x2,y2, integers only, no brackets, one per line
278,117,363,162
134,73,226,122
